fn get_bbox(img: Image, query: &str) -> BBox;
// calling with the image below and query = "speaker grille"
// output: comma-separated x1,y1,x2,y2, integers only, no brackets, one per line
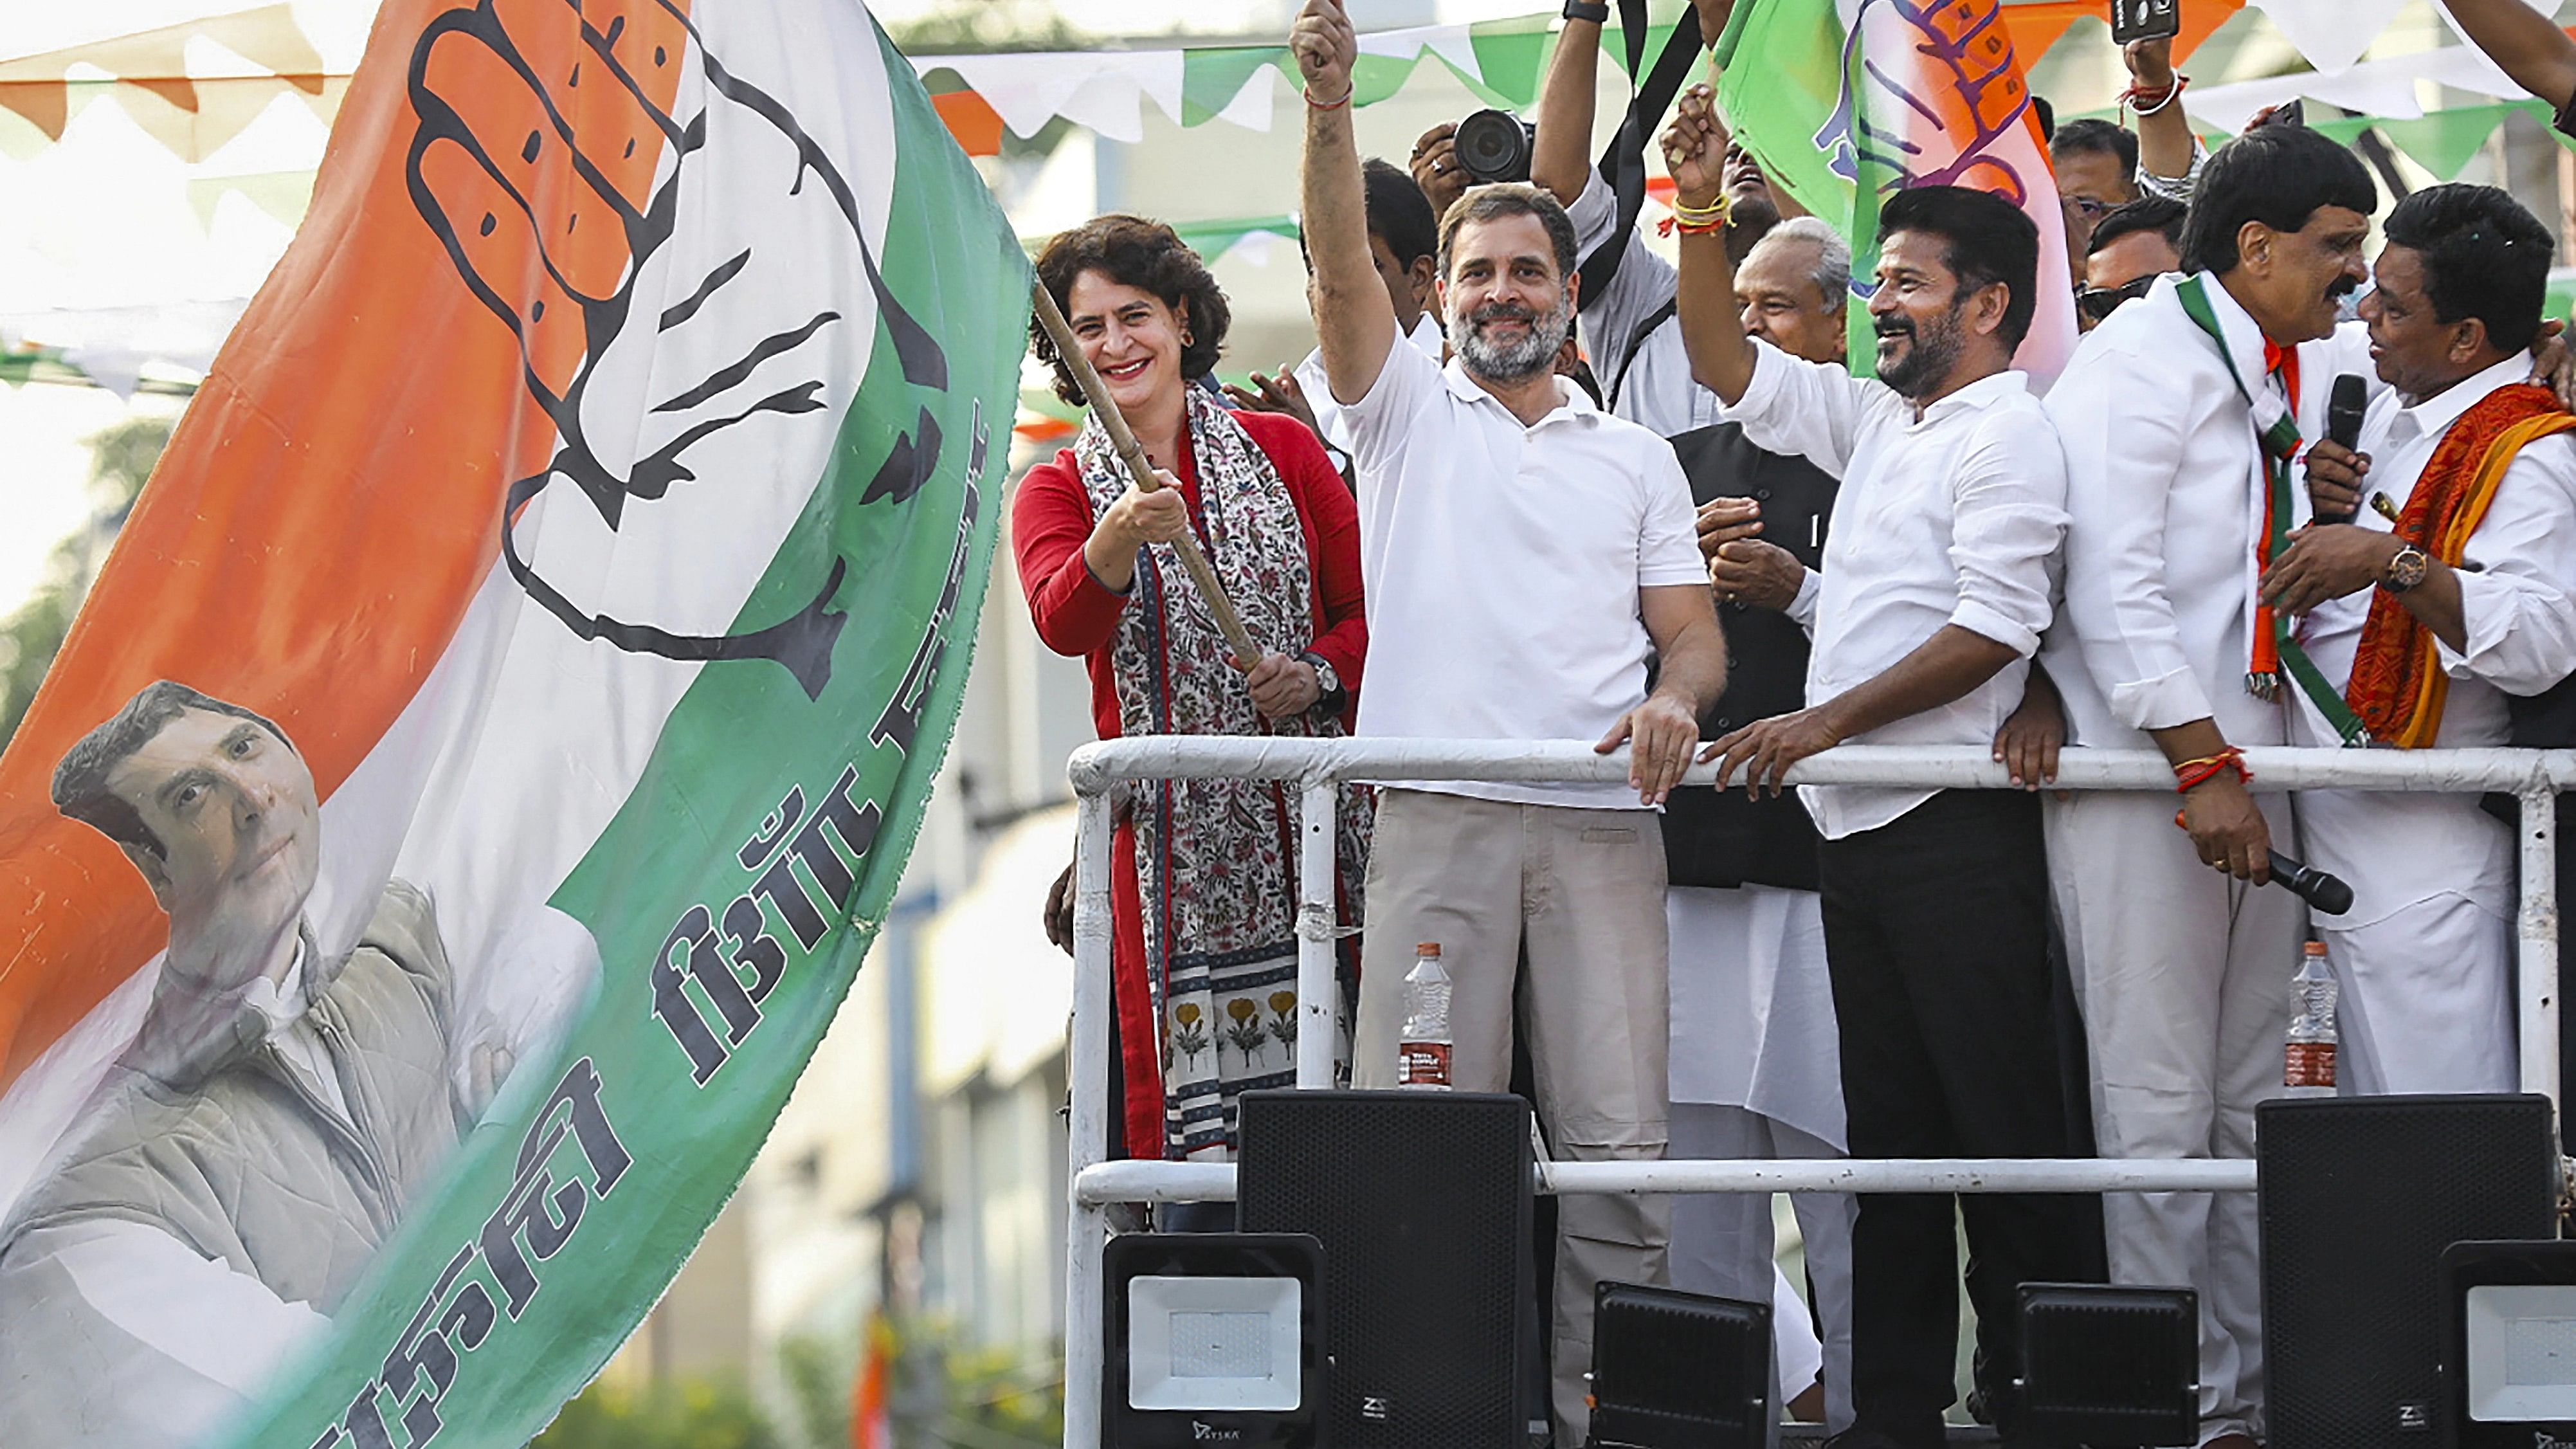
2259,1095,2557,1449
1237,1090,1535,1448
2018,1284,2197,1443
1590,1283,1768,1444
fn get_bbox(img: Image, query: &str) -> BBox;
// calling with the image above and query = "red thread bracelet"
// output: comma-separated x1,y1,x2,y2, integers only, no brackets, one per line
2173,748,2249,794
2123,72,2189,116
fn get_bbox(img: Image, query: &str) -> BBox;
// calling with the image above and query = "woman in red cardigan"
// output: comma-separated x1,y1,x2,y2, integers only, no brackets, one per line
1017,215,1370,1171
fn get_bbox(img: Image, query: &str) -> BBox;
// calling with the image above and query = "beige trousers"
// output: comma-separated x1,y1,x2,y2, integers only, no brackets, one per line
1354,788,1673,1444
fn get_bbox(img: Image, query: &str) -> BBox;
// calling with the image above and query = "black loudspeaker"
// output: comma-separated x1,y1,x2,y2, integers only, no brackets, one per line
1237,1089,1537,1448
1586,1282,1769,1448
2259,1094,2559,1448
2016,1283,2200,1446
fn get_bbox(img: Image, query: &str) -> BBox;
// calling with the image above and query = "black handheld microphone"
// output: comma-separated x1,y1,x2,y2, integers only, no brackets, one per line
2314,374,2369,524
2269,849,2354,916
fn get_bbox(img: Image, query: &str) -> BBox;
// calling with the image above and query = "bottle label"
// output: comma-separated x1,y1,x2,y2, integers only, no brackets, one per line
1398,1040,1451,1088
2285,1041,2337,1088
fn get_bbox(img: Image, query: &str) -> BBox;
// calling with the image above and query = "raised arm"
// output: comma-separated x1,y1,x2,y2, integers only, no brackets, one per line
1667,82,1757,404
1295,0,1398,406
2123,37,2196,191
2438,0,2576,112
1530,5,1607,207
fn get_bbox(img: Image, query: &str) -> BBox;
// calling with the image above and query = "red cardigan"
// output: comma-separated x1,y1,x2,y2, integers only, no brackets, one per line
1011,407,1367,738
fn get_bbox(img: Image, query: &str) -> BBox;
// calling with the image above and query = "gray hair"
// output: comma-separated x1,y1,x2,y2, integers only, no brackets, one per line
1747,216,1851,309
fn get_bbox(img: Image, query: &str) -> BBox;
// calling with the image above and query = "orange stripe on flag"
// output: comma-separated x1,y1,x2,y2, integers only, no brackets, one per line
0,0,692,1091
934,89,1002,158
1998,2,2092,61
1997,0,2245,66
2175,0,2246,64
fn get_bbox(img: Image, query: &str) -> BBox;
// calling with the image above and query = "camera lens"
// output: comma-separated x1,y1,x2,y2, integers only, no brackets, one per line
1453,109,1536,185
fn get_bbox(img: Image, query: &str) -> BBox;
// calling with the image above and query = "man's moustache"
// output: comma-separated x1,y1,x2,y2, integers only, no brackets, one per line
1473,305,1537,325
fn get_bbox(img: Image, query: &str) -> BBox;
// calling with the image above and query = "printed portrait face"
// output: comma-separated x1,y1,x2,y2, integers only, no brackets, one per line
106,705,321,985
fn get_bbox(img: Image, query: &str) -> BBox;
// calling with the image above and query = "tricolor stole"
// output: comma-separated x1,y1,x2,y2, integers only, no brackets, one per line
2346,383,2576,747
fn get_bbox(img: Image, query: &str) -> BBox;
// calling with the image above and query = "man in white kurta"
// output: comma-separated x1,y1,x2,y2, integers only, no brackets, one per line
2042,125,2382,1449
2268,184,2576,1098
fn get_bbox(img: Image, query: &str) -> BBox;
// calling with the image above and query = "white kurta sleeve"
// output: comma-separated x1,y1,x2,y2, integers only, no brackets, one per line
1787,567,1822,635
2440,440,2576,695
2050,344,2217,731
1943,408,2069,659
1720,338,1901,480
1568,170,1678,390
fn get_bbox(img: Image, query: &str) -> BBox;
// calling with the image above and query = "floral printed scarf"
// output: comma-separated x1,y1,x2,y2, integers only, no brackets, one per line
1078,388,1369,1160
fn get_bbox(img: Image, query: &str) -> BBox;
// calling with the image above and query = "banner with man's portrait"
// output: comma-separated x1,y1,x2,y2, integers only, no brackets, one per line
0,1,1027,1444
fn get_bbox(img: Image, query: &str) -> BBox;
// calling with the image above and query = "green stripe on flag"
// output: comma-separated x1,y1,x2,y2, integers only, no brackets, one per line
1466,14,1556,109
209,17,1028,1449
1181,44,1287,125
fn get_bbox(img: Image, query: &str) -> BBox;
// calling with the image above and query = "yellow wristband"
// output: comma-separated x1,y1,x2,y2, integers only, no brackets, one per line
1668,195,1731,226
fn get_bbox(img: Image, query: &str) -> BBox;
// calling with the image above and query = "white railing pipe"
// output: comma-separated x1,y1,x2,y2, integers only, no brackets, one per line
1058,738,2573,1449
1073,1155,2257,1205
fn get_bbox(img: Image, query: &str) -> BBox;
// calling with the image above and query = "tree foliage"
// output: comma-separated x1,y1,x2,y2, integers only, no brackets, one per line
0,414,170,750
532,1376,781,1449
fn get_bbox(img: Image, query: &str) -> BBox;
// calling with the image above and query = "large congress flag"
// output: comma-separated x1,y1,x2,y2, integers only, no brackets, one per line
1715,0,2078,385
0,0,1026,1444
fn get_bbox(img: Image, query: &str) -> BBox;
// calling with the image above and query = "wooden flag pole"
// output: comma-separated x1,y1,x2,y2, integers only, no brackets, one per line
1029,279,1263,668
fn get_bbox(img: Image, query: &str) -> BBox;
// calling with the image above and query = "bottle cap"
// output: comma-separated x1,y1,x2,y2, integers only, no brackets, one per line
2303,940,2327,956
1416,942,1440,956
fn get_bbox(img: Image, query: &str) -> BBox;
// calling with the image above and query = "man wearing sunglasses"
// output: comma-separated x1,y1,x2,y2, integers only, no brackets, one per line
2077,196,2186,332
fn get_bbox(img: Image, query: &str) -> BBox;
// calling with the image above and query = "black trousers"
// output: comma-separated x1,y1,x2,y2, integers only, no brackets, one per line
1818,789,2105,1448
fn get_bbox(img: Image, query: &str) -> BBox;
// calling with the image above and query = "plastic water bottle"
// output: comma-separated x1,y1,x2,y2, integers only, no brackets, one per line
1397,943,1453,1089
2284,940,2339,1095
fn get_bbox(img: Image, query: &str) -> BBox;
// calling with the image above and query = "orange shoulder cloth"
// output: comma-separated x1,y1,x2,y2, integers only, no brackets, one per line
2345,382,2576,748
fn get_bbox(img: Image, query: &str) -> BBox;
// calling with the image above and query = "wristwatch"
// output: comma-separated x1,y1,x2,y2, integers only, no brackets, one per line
1299,650,1346,709
2382,542,2430,594
1562,1,1611,23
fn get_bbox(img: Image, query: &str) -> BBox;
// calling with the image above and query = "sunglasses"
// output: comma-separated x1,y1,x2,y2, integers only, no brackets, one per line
2076,275,2158,324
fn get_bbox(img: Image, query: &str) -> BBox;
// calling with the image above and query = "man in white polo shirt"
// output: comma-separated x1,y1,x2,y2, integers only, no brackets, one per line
1293,3,1728,1439
1665,86,2099,1449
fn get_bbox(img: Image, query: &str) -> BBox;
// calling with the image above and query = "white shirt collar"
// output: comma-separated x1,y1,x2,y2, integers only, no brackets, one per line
1915,369,2031,427
239,933,312,1042
2393,354,2535,442
1439,354,1598,428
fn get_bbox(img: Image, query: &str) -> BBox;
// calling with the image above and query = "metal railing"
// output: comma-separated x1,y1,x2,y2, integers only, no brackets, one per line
1060,738,2576,1449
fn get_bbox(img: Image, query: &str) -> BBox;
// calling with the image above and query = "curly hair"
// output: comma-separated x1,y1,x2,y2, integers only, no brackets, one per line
1031,215,1231,407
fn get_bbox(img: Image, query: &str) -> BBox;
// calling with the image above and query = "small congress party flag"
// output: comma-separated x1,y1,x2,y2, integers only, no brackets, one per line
1714,0,2078,387
0,0,1026,1444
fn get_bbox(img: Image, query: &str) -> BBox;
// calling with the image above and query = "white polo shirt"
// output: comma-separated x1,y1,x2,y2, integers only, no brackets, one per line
1725,340,2068,839
1296,311,1444,456
1338,329,1705,810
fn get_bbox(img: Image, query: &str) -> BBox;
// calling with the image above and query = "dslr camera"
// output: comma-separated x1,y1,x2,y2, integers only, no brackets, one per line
1452,108,1539,185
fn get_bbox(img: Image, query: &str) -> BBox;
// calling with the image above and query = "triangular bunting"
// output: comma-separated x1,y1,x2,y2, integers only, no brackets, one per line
2374,101,2512,179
